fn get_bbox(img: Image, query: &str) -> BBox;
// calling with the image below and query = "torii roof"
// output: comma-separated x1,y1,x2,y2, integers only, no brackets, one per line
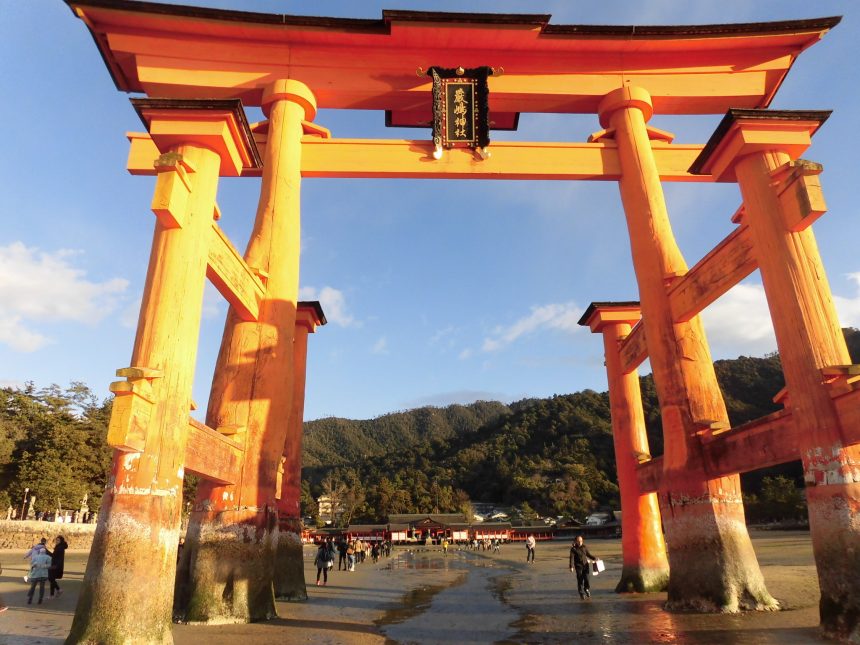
67,1,839,127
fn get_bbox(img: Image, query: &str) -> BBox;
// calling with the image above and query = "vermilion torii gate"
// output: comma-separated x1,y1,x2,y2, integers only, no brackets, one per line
64,2,859,643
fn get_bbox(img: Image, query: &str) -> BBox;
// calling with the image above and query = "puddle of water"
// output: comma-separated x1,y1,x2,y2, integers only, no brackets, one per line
375,575,467,629
385,550,470,572
378,554,520,645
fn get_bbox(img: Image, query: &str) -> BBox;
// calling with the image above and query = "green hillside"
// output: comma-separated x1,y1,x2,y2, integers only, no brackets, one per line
1,329,858,521
302,328,860,524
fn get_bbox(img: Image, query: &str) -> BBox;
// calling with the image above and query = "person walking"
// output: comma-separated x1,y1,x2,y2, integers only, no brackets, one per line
525,534,536,563
346,541,356,571
24,538,48,561
569,535,599,599
47,535,68,597
314,539,335,586
0,557,7,613
337,539,348,571
26,549,52,604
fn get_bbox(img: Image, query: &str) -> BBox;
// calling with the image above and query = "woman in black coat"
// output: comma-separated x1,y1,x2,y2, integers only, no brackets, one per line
47,535,67,597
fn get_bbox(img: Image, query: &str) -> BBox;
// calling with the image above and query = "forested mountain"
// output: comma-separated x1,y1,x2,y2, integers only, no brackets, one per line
303,328,860,523
1,329,858,522
302,400,511,469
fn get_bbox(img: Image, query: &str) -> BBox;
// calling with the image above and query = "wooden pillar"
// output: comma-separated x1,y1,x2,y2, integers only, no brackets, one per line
274,301,326,601
67,100,258,644
693,109,860,641
179,80,316,624
579,302,670,593
598,86,776,612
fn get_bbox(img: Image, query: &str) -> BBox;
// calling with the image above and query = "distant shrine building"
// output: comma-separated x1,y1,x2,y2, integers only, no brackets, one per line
63,2,860,644
306,512,619,544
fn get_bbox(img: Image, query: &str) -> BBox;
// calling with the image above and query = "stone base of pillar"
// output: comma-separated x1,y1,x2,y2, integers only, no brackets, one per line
67,493,180,644
615,565,670,593
806,481,860,642
274,517,307,601
661,489,778,613
178,509,278,624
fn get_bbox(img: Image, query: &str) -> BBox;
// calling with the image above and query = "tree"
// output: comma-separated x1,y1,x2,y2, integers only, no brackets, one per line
519,502,538,520
8,384,111,513
453,488,472,522
340,476,366,528
300,480,317,519
319,473,347,525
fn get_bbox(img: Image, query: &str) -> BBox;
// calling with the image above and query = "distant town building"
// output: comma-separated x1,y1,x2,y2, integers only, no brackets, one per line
317,495,344,524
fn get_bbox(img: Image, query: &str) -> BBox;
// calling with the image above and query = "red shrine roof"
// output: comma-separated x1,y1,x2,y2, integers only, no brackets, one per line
66,1,839,126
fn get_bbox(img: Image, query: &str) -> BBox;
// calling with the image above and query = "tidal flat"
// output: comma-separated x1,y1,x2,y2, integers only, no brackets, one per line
0,530,824,644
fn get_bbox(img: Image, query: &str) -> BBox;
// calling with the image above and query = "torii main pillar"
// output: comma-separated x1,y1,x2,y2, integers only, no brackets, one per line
179,80,316,624
274,301,326,601
694,109,860,641
579,302,670,593
67,101,258,644
597,86,776,612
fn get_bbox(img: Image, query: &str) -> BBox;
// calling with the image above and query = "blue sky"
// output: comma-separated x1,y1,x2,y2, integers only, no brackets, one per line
1,1,858,421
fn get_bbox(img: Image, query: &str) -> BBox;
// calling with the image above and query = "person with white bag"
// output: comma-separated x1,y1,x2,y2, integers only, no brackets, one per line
569,535,600,599
314,537,336,586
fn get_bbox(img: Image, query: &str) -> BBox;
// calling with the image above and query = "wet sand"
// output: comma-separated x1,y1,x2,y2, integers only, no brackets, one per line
0,530,825,644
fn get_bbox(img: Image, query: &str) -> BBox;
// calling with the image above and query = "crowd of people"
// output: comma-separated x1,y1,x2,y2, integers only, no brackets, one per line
465,537,503,553
0,531,599,614
313,537,393,586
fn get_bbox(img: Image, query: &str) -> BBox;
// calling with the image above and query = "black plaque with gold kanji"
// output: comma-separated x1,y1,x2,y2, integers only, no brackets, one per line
444,79,476,145
428,66,491,150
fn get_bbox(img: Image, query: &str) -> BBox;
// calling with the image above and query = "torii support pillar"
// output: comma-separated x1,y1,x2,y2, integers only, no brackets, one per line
274,300,326,601
597,87,776,612
67,100,259,644
579,302,670,593
179,80,316,624
694,109,860,641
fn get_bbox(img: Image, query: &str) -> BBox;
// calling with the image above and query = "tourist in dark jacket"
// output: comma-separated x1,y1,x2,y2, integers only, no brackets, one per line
314,538,335,586
47,535,68,597
569,535,598,599
337,540,348,571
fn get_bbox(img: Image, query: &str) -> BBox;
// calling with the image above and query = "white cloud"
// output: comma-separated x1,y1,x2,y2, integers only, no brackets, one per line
700,283,777,358
0,242,128,352
0,379,24,389
701,273,860,360
371,336,388,355
120,296,142,329
481,302,584,353
0,316,47,352
458,348,474,360
299,285,355,327
429,325,457,346
834,272,860,328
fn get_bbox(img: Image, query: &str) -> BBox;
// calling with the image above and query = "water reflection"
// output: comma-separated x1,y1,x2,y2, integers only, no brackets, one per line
378,552,519,645
375,545,822,645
